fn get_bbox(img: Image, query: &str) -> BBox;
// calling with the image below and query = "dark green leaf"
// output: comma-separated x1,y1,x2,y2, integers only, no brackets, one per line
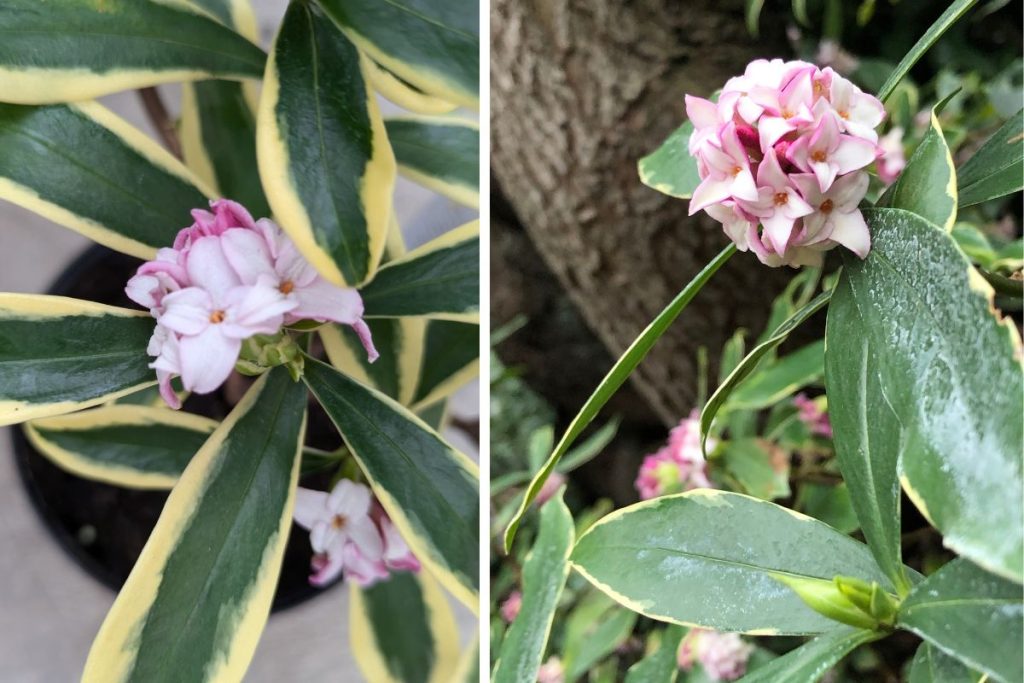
638,121,700,199
722,438,791,500
728,341,824,411
625,627,685,683
736,627,880,682
908,642,986,683
957,109,1024,207
385,117,478,208
413,320,480,407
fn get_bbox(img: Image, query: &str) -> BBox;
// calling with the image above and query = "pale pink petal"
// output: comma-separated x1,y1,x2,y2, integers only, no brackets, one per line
184,236,242,293
289,278,364,324
125,273,162,310
350,319,380,363
685,95,720,130
756,148,789,190
348,517,385,559
810,160,839,193
832,136,877,175
729,168,760,202
309,550,345,587
758,116,796,150
310,520,338,555
831,171,870,211
210,198,256,231
156,369,181,410
761,212,797,255
294,488,329,530
381,518,421,572
219,283,296,338
340,542,389,587
328,479,372,520
220,228,276,285
177,327,241,394
829,209,871,258
689,176,733,214
159,287,213,336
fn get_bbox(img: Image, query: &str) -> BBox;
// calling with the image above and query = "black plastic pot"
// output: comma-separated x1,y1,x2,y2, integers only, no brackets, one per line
11,245,342,611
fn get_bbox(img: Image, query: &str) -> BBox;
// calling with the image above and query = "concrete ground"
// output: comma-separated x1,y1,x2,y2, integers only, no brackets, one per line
0,2,479,679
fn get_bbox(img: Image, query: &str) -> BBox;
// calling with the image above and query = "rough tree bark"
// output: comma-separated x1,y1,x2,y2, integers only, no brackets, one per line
491,0,793,425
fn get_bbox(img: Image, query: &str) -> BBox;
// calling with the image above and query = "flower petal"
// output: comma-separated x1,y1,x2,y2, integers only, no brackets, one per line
159,287,213,336
829,209,871,258
184,235,242,293
220,228,276,286
328,479,372,520
177,326,241,394
290,278,364,324
294,488,330,530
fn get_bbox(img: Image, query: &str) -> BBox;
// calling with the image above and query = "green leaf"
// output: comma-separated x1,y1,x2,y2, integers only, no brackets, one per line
25,405,216,490
719,329,747,385
0,102,211,259
624,627,685,683
796,483,859,535
736,627,881,682
81,368,307,683
360,221,480,323
571,491,895,635
840,208,1023,582
877,0,981,102
899,559,1023,683
258,1,396,287
320,317,426,405
638,121,700,199
412,320,480,409
350,570,461,683
366,59,461,116
701,290,831,453
386,116,479,208
825,280,908,593
504,244,736,551
721,438,791,501
957,108,1024,207
728,340,824,411
0,0,265,104
0,296,157,426
563,606,638,680
314,0,479,108
302,356,479,608
555,418,619,474
877,104,957,231
492,492,574,683
909,642,987,683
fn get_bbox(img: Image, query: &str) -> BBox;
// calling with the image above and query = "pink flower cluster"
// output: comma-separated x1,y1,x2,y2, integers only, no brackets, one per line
677,629,755,681
126,199,377,408
686,59,893,267
793,393,833,438
635,410,713,500
294,479,420,588
499,590,522,623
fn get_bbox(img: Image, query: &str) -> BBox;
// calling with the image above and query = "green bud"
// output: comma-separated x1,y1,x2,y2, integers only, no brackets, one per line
834,576,899,627
771,573,880,630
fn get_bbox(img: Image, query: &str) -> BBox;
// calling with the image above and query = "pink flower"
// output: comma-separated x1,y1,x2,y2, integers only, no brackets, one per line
535,471,566,506
788,109,877,192
793,393,833,438
876,127,906,185
537,657,565,683
294,480,419,588
678,629,754,682
790,172,871,258
751,63,816,149
737,148,814,254
828,72,886,142
635,411,713,499
500,590,522,623
147,324,182,410
690,123,760,213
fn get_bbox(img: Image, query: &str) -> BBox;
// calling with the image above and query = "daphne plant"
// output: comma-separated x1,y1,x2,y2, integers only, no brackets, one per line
0,1,478,681
499,2,1022,681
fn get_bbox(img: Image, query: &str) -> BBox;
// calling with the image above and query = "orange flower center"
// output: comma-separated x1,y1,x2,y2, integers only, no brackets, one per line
773,192,789,207
209,310,226,324
811,150,827,163
331,514,347,530
731,166,743,177
839,110,850,120
279,280,295,294
820,199,834,214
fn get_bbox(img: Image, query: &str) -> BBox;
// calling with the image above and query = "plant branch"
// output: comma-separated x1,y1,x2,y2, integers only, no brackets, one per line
138,87,183,159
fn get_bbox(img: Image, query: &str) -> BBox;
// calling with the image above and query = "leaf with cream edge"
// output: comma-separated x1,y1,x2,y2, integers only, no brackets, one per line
492,491,574,683
360,221,480,323
302,357,479,608
320,317,426,405
638,121,701,199
700,289,831,454
878,100,957,232
842,208,1023,582
570,490,896,635
386,117,480,208
956,108,1024,208
187,0,260,39
411,320,480,410
81,368,307,683
908,642,987,683
0,102,213,259
624,626,685,683
315,0,479,109
257,0,396,288
350,570,461,683
0,295,157,427
727,339,824,411
898,558,1023,683
0,0,266,105
366,60,460,116
504,244,736,552
736,627,882,683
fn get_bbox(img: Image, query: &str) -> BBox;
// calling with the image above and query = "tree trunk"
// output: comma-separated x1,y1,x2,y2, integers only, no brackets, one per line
491,0,793,425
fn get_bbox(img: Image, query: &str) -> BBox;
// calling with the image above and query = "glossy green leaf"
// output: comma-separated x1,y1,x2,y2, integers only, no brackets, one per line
302,357,478,608
721,438,790,501
386,117,479,208
563,605,637,680
571,490,894,635
908,642,986,683
320,317,426,405
504,245,736,551
492,492,574,683
0,0,265,104
82,368,307,683
701,290,830,453
315,0,479,108
258,1,396,288
841,208,1023,582
638,121,700,199
0,102,211,259
796,483,859,535
412,320,480,408
736,627,881,683
360,221,480,322
624,627,685,683
366,59,460,116
957,108,1024,207
825,280,908,593
728,340,824,411
877,0,980,102
0,296,156,426
877,104,957,231
350,570,460,683
899,558,1023,683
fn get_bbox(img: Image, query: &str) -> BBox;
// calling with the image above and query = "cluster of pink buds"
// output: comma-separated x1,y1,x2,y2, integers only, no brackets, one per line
125,199,377,408
677,629,755,681
635,410,713,500
499,590,522,623
686,59,896,267
294,480,419,588
793,393,833,438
